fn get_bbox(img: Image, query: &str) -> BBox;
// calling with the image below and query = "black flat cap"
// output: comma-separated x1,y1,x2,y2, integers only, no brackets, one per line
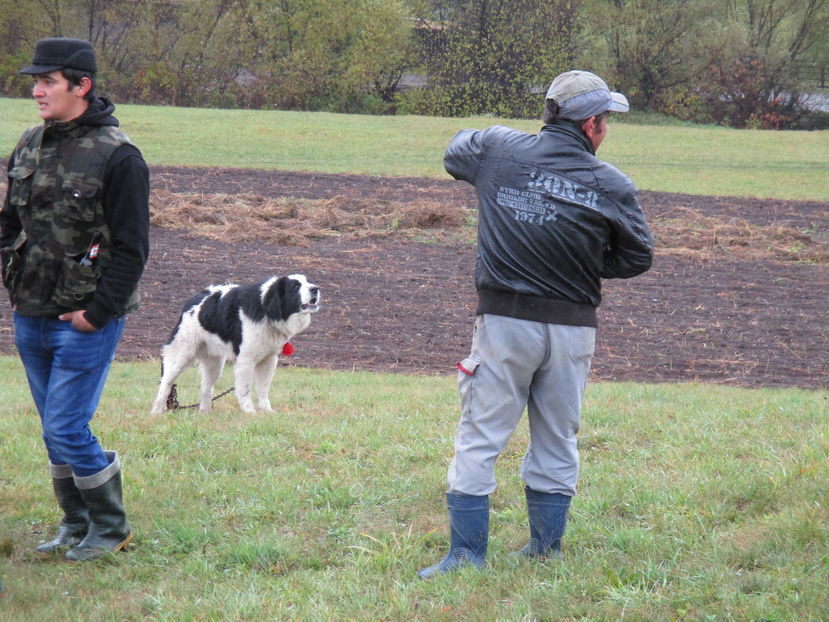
19,37,97,74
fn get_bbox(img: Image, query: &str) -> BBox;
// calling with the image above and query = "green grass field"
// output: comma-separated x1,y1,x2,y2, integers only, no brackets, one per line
1,97,827,200
0,99,827,620
0,358,826,621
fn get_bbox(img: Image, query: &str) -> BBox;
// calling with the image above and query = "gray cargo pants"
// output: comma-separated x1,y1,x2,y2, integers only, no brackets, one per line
447,314,595,497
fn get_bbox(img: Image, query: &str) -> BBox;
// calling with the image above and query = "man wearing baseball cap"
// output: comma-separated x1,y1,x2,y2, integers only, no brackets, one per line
419,70,653,577
1,38,149,561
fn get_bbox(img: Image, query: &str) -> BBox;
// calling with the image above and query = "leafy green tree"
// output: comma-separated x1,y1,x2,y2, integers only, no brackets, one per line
341,0,414,106
704,0,828,127
404,0,581,118
580,0,827,127
1,0,824,124
107,0,259,107
582,0,721,113
241,0,413,112
0,0,39,97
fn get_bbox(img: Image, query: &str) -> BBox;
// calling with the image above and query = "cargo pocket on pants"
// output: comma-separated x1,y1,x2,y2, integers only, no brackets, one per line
457,356,480,418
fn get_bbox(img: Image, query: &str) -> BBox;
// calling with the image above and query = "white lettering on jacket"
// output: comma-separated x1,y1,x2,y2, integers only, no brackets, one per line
496,185,558,225
527,169,599,210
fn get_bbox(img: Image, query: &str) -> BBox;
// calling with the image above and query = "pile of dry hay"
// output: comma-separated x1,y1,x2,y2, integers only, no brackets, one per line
150,190,469,246
653,207,827,263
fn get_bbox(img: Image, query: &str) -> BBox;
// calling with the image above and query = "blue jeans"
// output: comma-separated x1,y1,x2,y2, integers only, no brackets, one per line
13,313,125,476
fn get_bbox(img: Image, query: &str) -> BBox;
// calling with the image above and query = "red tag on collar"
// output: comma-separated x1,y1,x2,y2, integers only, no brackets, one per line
282,342,294,356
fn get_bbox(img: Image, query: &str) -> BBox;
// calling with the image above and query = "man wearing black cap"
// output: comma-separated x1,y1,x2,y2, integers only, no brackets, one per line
419,70,653,577
0,37,149,561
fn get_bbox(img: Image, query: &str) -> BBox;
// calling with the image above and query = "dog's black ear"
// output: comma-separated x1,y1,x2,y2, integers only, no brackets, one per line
263,275,299,319
283,275,305,316
260,276,284,319
274,275,289,298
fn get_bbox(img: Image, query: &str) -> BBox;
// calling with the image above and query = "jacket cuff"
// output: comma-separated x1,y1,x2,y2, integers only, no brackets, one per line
83,306,112,329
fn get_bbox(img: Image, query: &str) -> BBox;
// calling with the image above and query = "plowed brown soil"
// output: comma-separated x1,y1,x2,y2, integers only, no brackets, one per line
1,165,826,390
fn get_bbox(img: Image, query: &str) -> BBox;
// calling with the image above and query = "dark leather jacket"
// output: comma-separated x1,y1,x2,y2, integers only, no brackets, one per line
445,120,653,327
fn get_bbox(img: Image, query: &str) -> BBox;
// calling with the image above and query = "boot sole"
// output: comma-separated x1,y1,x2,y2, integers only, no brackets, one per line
35,540,83,560
114,530,134,553
65,530,134,562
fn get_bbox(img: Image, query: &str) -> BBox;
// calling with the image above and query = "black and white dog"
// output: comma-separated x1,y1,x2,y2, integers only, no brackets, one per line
150,274,320,414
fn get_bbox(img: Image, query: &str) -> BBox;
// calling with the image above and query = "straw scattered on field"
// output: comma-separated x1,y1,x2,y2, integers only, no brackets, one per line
151,190,827,263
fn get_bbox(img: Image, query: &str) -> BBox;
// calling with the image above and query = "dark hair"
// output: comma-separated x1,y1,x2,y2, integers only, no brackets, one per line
61,67,96,101
543,99,609,129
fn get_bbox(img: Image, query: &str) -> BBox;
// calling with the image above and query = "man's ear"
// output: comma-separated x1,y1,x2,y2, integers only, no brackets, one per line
580,116,597,139
76,76,93,98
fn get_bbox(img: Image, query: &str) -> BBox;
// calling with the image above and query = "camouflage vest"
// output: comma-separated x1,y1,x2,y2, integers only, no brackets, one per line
5,121,140,316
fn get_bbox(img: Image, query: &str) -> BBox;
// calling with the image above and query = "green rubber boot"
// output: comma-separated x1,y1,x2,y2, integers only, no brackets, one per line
65,452,132,562
35,463,89,558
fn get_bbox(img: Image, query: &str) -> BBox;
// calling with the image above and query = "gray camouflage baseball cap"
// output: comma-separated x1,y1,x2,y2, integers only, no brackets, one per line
545,70,629,120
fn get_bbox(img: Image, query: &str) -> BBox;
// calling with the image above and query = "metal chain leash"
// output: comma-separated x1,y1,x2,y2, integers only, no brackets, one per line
165,384,235,411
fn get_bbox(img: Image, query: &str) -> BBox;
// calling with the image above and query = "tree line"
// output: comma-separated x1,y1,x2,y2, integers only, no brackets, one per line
1,0,826,128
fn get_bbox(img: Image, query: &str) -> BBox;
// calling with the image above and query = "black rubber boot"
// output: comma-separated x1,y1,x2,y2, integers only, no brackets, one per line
35,463,89,558
515,486,571,559
418,492,489,578
65,452,132,562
